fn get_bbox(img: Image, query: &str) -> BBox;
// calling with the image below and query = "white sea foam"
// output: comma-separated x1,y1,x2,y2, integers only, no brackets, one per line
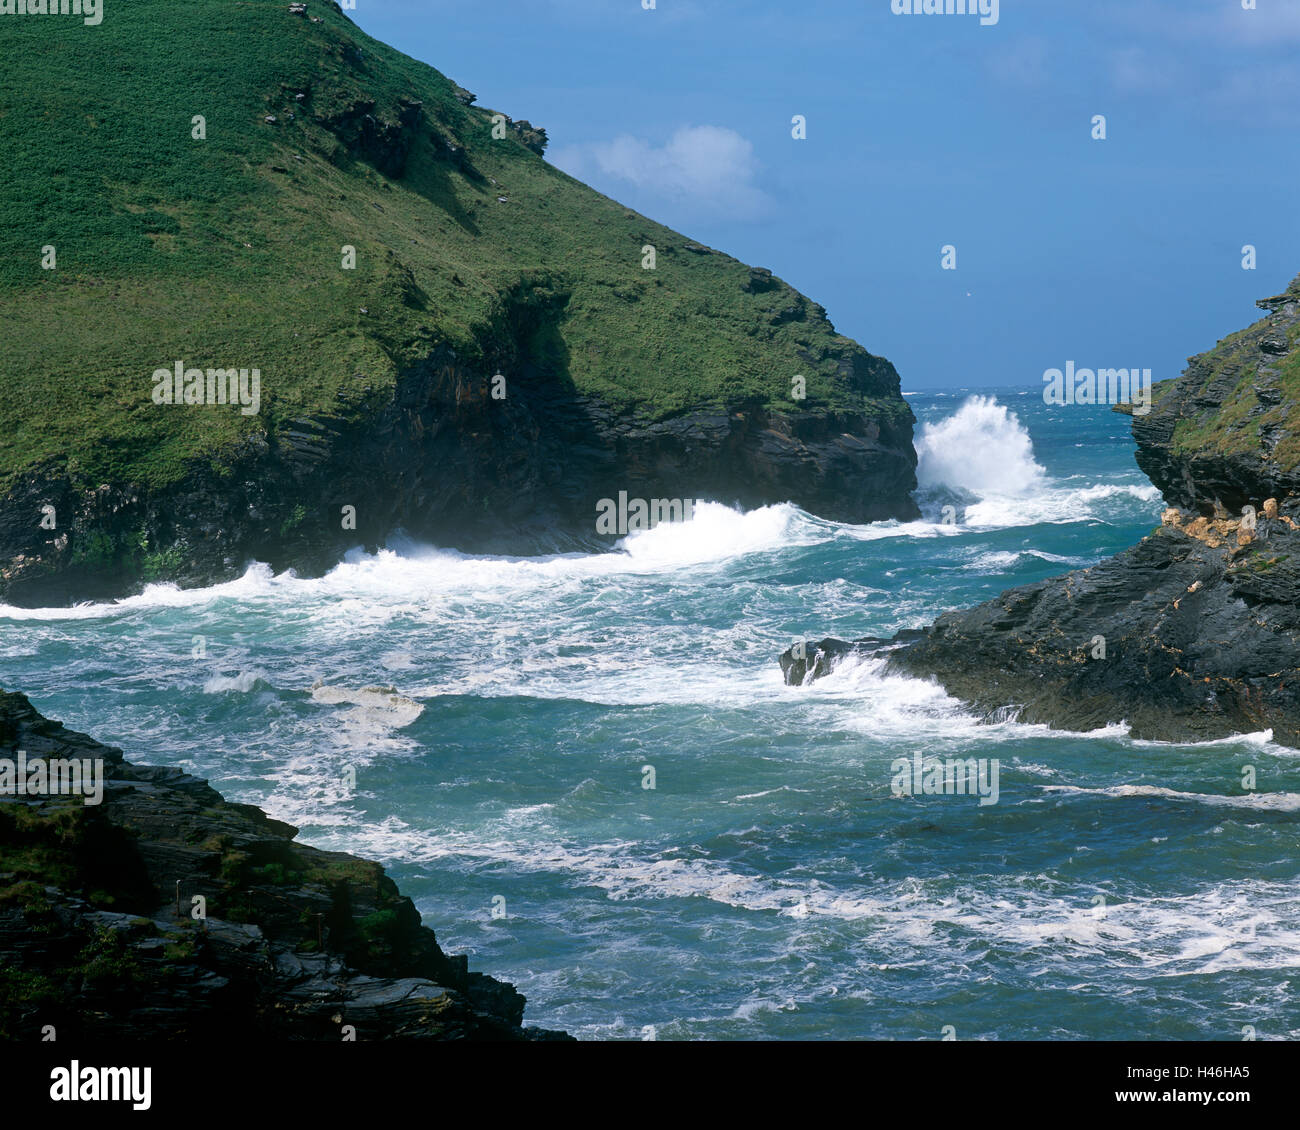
0,562,285,621
282,809,1300,977
0,440,1160,631
913,395,1161,531
917,395,1046,497
963,481,1161,529
962,549,1085,572
202,669,270,694
308,681,425,729
1041,784,1300,811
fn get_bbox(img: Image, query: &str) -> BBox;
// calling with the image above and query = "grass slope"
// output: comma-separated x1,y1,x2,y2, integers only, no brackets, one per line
0,0,907,495
1163,274,1300,470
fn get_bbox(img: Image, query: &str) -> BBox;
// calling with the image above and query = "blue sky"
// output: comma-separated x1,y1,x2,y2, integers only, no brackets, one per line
349,0,1300,389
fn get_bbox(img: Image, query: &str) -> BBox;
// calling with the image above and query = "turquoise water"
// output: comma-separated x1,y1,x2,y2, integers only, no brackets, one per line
4,389,1298,1040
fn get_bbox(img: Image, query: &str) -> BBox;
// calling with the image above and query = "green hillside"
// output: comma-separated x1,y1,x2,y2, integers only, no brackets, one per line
1166,278,1300,470
0,0,907,496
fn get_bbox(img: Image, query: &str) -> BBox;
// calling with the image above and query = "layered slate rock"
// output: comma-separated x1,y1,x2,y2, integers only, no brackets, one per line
1133,274,1300,513
0,689,569,1040
781,278,1300,749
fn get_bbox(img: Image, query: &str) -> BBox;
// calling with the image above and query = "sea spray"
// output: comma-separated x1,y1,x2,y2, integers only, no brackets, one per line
915,395,1046,497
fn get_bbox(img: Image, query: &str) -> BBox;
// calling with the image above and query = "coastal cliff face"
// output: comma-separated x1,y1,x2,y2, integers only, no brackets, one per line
0,0,916,607
0,349,917,606
1133,276,1300,515
0,690,568,1040
782,275,1300,748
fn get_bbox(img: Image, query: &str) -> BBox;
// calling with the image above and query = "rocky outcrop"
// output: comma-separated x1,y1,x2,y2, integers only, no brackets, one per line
782,278,1300,749
313,93,426,178
0,689,569,1040
1133,275,1300,515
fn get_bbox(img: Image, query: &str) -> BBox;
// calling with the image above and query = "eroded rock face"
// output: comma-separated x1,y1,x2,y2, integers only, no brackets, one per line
782,522,1300,747
886,523,1300,746
1133,275,1300,516
0,689,569,1040
781,278,1300,749
315,94,425,177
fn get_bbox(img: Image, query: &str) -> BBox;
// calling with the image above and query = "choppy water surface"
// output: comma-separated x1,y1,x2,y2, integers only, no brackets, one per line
4,389,1297,1040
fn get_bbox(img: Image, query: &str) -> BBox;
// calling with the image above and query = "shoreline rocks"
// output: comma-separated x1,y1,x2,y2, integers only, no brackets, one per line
0,688,570,1041
783,518,1300,748
1,345,917,609
782,277,1300,750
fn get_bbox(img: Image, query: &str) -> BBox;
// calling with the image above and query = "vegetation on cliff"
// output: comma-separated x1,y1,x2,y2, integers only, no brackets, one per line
0,689,567,1039
0,0,908,492
1134,273,1300,510
0,0,916,604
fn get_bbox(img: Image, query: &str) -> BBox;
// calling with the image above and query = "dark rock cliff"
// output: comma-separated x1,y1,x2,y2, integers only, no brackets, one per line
1133,275,1300,514
0,689,569,1040
0,261,916,607
0,345,916,607
781,277,1300,748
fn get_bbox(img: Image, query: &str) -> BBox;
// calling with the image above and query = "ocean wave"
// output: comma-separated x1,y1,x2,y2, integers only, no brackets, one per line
917,394,1047,497
963,481,1161,529
1041,784,1300,812
961,549,1087,572
285,814,1300,977
202,669,272,694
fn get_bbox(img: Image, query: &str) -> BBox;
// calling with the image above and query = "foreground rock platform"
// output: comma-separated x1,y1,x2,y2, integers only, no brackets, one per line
0,688,570,1041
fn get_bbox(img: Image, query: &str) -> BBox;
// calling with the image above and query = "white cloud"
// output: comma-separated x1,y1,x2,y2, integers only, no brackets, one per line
987,35,1052,89
1108,46,1182,96
1212,0,1300,46
1096,0,1300,47
550,125,771,220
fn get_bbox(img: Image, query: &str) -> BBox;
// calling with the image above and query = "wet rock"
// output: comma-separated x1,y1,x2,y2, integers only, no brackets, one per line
784,523,1300,748
0,689,570,1040
782,274,1300,749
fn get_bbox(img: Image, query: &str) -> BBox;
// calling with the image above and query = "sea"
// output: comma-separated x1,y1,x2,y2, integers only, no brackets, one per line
4,387,1298,1040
